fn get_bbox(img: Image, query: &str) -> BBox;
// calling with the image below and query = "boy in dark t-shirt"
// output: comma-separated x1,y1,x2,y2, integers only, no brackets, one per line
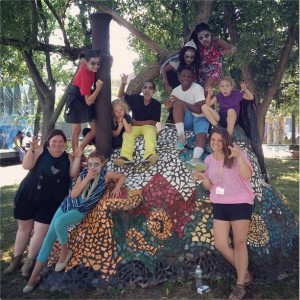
113,74,161,167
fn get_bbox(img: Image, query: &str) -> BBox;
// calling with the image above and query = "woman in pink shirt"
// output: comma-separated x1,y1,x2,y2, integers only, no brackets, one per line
192,127,254,300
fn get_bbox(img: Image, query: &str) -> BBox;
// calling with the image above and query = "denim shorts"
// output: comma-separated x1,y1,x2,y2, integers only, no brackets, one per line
183,109,209,135
212,203,253,221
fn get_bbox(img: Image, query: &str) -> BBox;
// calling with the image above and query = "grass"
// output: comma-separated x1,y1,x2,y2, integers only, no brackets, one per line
0,158,299,299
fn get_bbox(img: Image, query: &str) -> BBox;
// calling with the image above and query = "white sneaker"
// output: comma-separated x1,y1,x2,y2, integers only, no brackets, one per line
175,134,187,150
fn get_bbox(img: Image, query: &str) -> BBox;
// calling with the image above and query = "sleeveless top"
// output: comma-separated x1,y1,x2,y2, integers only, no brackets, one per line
14,148,71,206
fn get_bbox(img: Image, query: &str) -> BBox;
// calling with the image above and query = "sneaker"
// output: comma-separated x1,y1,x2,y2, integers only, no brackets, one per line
184,158,208,172
142,154,159,165
175,134,187,150
113,157,134,167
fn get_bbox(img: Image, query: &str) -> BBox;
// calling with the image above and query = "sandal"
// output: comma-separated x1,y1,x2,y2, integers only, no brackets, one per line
228,284,246,300
245,271,253,286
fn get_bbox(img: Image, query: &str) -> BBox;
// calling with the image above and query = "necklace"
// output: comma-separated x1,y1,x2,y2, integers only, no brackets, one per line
81,174,100,201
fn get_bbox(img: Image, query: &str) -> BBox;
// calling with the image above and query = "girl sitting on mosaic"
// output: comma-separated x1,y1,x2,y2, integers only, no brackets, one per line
192,127,254,300
23,151,126,294
112,98,132,149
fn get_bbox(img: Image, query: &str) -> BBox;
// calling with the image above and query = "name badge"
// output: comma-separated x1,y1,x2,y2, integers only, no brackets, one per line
216,187,225,195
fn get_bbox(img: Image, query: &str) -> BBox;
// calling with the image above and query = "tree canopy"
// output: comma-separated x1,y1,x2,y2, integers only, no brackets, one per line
0,0,298,140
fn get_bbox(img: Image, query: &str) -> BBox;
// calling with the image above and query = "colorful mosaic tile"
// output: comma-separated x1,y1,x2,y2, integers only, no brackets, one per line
41,126,298,291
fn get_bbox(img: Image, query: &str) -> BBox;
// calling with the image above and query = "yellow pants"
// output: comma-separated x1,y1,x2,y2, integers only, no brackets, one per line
120,125,157,161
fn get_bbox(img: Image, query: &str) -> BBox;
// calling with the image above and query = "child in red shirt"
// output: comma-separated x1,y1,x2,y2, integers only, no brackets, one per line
64,50,103,153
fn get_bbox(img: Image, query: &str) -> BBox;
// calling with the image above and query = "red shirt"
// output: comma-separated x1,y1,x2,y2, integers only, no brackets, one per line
73,64,95,96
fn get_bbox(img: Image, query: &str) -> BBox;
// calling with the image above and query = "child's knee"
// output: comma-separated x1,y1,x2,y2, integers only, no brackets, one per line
227,109,237,117
201,104,209,112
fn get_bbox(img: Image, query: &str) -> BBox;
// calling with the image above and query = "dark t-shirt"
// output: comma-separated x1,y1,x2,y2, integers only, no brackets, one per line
112,113,132,149
124,94,161,122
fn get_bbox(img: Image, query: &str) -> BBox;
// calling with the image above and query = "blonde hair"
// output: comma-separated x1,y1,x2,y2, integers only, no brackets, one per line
111,99,129,121
218,76,236,89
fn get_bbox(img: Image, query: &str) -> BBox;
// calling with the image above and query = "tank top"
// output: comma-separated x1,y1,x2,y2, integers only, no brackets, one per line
14,148,71,205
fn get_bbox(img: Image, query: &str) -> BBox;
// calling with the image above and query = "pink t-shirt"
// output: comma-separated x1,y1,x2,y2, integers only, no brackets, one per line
204,151,255,204
73,64,95,96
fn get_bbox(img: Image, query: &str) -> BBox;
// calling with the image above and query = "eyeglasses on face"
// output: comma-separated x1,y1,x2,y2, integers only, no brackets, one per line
88,162,100,168
89,61,101,67
184,55,195,60
142,85,154,90
198,33,210,40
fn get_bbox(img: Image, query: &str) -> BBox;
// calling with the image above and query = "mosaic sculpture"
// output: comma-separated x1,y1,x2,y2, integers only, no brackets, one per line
41,125,298,291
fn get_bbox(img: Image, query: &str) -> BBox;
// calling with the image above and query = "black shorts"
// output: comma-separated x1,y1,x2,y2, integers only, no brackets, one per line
64,85,95,124
212,203,253,221
14,200,60,225
219,111,239,128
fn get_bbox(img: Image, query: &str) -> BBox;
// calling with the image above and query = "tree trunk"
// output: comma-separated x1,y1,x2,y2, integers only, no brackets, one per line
33,101,41,137
23,50,56,141
291,113,296,145
257,25,298,140
89,0,215,92
224,1,298,141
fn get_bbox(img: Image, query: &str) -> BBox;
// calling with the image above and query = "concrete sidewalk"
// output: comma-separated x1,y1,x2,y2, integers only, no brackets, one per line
0,164,28,187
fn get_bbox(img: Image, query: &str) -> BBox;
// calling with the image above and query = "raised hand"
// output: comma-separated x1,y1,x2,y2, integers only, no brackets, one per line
228,144,241,159
120,73,128,85
73,147,83,158
205,86,213,97
29,136,40,150
240,81,248,92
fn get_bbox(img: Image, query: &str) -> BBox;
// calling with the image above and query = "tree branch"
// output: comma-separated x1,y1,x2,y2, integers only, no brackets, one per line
223,1,260,102
0,37,83,60
258,25,298,120
22,50,51,101
83,0,167,59
29,0,38,45
44,0,71,50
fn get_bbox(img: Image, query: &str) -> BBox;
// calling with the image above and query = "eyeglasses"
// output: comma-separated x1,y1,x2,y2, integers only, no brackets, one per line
198,33,210,40
142,85,154,90
90,61,101,67
184,55,195,60
88,162,100,168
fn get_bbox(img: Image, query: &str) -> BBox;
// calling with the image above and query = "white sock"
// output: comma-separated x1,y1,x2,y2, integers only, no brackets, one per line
175,122,184,136
193,147,204,159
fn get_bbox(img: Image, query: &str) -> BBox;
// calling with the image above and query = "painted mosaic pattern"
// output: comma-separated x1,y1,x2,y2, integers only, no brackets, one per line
41,126,298,291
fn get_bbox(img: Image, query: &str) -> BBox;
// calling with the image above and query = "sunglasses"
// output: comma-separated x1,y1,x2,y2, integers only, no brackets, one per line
89,61,101,67
142,85,154,90
184,55,195,60
198,33,210,40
